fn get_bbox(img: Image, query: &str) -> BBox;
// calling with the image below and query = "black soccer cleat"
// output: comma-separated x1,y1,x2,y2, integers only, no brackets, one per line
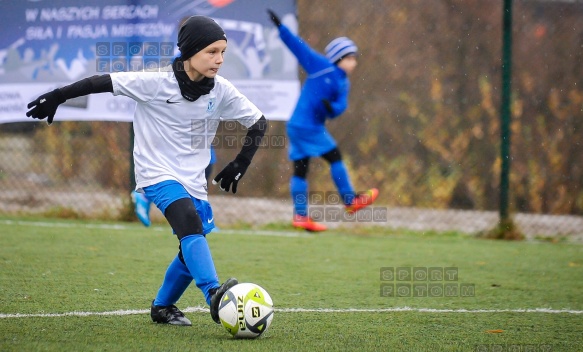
150,300,192,326
209,278,238,324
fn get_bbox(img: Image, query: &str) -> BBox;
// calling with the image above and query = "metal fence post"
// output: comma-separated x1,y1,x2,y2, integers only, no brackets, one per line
500,0,513,222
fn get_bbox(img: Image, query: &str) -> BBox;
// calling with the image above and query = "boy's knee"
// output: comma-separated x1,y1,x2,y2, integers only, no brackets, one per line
322,148,342,164
293,158,310,178
164,198,203,239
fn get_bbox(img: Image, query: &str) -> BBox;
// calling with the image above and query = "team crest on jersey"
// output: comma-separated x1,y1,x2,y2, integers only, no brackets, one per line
207,98,216,113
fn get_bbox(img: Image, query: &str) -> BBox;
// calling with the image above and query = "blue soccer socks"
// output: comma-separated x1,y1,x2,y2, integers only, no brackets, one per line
179,234,220,305
290,161,357,231
290,175,308,216
154,254,193,307
330,161,355,205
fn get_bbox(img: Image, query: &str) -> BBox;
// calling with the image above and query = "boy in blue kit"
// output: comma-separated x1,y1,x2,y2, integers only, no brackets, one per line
268,10,378,232
27,16,266,326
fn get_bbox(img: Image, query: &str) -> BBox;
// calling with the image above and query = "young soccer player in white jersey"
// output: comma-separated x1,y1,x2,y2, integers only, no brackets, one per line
26,16,267,326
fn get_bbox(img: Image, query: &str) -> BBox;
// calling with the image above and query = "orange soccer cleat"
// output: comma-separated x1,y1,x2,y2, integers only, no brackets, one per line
292,214,327,232
345,188,379,214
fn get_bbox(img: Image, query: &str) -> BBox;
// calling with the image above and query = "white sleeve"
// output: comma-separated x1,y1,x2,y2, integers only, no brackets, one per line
218,79,263,128
110,72,161,103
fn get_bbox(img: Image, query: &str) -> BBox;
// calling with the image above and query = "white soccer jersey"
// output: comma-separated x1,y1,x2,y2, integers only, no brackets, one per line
111,68,262,200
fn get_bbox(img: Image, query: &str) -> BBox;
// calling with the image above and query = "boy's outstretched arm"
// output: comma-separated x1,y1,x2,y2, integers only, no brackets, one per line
213,116,267,194
266,9,328,74
26,75,113,124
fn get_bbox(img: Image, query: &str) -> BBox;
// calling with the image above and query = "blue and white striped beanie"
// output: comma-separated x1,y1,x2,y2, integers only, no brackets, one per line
325,37,358,64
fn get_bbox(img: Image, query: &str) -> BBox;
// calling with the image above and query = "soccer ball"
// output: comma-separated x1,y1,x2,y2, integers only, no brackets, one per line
218,282,274,339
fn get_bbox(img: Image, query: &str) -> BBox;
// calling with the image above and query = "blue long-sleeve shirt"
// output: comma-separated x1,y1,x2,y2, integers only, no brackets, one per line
278,24,350,129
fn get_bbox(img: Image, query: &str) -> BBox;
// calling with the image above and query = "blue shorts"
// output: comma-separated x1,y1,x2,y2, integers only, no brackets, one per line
142,180,215,235
287,124,337,161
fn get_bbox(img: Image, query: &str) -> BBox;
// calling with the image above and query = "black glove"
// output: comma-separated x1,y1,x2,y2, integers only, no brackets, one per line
26,89,66,125
322,99,333,115
267,9,282,27
212,155,251,194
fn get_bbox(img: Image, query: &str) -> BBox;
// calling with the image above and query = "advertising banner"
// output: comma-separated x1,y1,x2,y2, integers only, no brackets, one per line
0,0,299,123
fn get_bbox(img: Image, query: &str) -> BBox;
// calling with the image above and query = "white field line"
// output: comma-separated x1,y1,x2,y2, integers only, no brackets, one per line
0,219,309,238
2,220,580,319
1,306,582,319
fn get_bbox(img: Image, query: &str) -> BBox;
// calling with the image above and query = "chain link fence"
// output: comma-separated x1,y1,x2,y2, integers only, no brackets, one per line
1,0,582,239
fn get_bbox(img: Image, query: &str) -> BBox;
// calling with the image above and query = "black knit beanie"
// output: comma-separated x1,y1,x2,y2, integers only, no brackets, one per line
177,16,227,60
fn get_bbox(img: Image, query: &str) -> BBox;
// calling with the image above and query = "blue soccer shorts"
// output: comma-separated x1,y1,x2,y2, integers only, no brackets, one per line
286,123,337,161
142,180,215,235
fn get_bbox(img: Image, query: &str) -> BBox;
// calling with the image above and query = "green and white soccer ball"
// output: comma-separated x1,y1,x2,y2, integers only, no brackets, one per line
218,282,274,339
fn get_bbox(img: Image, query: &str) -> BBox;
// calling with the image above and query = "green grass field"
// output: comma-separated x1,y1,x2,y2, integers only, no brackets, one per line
0,217,582,351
